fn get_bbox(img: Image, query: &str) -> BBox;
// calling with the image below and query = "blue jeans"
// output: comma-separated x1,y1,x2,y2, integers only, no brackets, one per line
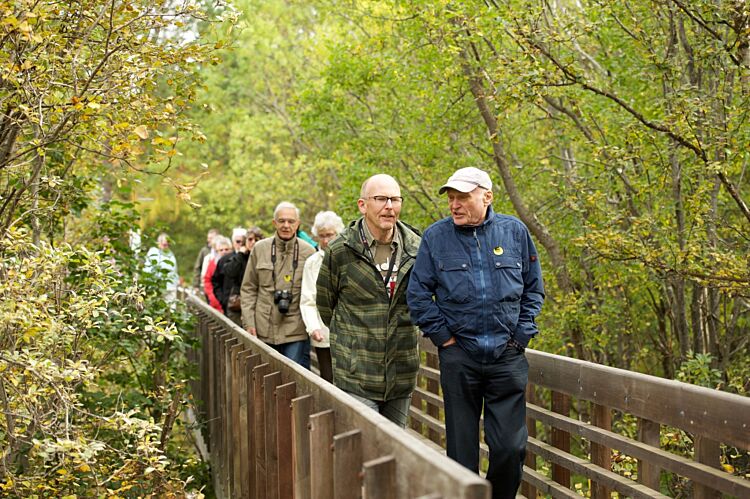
345,391,412,428
438,342,528,499
269,339,311,369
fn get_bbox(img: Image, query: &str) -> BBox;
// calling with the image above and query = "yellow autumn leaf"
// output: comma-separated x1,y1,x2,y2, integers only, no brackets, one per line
722,463,735,473
133,125,149,140
78,463,91,472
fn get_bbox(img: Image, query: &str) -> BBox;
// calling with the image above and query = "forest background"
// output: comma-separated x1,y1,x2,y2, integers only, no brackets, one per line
153,0,749,385
1,0,748,496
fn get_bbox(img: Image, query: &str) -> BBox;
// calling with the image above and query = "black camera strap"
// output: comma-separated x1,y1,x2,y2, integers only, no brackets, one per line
271,237,299,292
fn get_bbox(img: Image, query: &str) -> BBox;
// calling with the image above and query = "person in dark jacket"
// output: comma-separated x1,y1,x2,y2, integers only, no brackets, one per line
218,226,264,325
407,167,544,499
317,174,421,427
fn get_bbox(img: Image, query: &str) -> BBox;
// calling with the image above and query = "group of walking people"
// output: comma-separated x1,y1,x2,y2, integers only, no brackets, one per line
191,168,545,499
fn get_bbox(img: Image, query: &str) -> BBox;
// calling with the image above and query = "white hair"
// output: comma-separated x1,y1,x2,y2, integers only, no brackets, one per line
213,235,231,250
273,201,300,219
312,211,344,236
232,227,247,239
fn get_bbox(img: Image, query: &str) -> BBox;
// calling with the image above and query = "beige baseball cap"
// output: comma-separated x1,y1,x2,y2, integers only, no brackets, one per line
438,167,492,194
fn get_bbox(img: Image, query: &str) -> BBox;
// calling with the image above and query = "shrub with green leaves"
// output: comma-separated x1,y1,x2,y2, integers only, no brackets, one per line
0,224,204,497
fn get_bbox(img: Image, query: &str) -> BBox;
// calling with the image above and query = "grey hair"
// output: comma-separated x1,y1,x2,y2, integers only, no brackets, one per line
157,232,169,244
311,211,344,237
213,235,231,250
273,201,300,220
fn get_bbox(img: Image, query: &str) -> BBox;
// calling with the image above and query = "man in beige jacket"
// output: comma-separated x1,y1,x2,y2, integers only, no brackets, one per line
241,201,316,367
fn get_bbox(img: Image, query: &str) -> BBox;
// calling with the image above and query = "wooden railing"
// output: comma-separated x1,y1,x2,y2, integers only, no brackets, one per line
185,293,490,499
185,292,749,498
411,341,750,498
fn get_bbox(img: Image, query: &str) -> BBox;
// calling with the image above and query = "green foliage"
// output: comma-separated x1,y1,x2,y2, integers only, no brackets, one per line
676,352,723,389
0,211,205,495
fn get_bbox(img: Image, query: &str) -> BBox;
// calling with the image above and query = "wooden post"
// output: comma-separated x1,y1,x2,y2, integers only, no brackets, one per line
551,391,571,487
244,353,261,499
292,395,314,499
693,436,721,499
426,352,441,445
590,402,612,499
230,343,244,497
637,418,661,490
264,371,282,499
309,409,335,499
276,382,297,499
252,363,271,499
363,455,397,499
522,384,538,499
333,429,363,499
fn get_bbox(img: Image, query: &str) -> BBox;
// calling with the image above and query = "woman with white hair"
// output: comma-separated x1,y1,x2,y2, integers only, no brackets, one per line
300,211,344,382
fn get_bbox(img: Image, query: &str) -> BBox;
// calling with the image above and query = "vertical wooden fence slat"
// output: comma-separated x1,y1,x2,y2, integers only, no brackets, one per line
252,363,271,499
637,418,661,490
590,402,612,499
237,351,249,499
244,353,261,499
276,382,297,499
522,384,538,499
363,455,397,499
220,335,237,497
426,351,441,446
230,343,244,497
551,390,571,488
206,324,217,456
264,371,283,499
333,429,363,499
693,436,721,499
309,409,335,499
292,395,314,499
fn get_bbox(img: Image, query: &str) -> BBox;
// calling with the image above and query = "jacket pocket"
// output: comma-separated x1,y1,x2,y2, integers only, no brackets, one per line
437,258,473,304
492,256,524,301
256,262,275,289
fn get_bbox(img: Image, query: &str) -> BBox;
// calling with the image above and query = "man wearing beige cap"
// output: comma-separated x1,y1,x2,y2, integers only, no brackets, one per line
407,167,545,499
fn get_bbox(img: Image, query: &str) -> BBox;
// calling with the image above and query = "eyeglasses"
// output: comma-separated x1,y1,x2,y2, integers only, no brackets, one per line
234,239,243,243
367,196,403,206
275,218,298,225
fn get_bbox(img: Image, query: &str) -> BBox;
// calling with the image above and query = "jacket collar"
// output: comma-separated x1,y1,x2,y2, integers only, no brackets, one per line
273,232,298,252
344,217,421,259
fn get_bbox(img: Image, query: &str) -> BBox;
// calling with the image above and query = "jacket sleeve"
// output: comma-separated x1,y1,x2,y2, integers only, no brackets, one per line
516,228,545,346
240,249,259,329
315,247,338,327
406,234,453,348
204,260,222,311
212,258,227,310
300,255,322,334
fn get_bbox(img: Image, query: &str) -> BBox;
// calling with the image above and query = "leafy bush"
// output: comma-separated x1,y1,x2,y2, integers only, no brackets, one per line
0,221,205,497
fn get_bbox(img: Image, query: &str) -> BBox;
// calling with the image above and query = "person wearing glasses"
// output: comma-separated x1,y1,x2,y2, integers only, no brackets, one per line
241,203,316,367
316,174,422,427
407,167,545,499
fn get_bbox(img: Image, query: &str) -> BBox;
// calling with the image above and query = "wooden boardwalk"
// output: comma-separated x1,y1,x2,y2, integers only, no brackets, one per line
184,292,750,498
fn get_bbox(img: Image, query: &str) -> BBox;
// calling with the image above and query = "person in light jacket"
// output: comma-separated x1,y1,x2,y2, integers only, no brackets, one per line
241,202,316,368
300,211,344,383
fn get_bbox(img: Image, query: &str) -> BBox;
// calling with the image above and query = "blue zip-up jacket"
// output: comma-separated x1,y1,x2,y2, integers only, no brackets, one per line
407,206,544,359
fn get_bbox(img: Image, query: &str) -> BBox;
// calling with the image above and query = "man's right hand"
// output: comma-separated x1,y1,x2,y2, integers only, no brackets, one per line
246,326,257,336
311,329,324,342
442,336,456,348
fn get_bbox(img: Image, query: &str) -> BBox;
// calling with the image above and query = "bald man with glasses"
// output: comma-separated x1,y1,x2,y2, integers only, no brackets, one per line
316,174,422,427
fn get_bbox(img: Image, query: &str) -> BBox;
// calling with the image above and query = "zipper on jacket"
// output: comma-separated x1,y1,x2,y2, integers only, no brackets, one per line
473,228,490,360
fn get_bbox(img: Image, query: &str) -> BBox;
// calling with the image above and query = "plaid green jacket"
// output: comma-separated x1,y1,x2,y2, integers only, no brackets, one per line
317,218,422,401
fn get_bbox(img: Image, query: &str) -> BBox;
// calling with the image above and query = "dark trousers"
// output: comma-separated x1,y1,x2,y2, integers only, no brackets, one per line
315,347,333,383
438,343,528,499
